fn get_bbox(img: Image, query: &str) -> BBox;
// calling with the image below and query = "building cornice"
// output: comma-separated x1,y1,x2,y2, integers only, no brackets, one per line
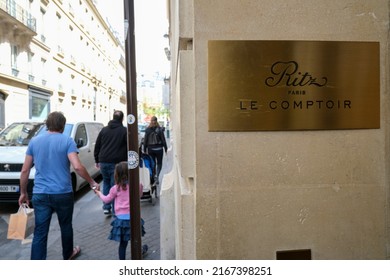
0,73,52,94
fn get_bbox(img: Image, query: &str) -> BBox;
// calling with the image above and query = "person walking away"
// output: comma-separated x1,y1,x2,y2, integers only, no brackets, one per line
94,161,148,260
18,111,100,260
94,110,127,215
143,116,167,186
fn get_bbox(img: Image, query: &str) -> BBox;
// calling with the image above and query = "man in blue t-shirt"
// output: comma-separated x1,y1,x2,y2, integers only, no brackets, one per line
19,111,100,260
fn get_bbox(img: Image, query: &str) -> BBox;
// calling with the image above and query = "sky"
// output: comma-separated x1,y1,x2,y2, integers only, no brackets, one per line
96,0,170,76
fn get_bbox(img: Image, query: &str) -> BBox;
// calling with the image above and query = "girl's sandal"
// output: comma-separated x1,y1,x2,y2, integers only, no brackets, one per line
68,246,81,260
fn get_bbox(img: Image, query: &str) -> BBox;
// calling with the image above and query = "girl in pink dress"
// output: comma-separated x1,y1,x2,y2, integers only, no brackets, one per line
95,161,147,259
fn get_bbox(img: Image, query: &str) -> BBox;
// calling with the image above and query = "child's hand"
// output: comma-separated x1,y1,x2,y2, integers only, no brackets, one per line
91,182,100,191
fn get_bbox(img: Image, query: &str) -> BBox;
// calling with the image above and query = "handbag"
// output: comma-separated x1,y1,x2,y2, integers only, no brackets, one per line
7,203,35,240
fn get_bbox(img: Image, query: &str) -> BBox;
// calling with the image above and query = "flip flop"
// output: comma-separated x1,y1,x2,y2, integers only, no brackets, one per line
68,246,81,260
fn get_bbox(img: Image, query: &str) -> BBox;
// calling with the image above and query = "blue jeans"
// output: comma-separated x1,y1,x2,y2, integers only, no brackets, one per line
31,192,74,260
100,162,115,211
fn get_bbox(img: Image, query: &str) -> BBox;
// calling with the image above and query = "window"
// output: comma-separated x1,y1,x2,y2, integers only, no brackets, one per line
39,7,46,42
74,124,88,148
71,74,76,96
57,67,63,91
31,95,49,119
56,13,66,53
7,0,16,17
0,92,5,129
29,0,33,14
28,51,34,74
29,87,50,120
11,45,18,69
28,52,35,82
41,58,46,80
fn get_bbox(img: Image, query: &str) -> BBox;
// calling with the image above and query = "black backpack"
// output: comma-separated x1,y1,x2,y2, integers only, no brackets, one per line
148,128,161,145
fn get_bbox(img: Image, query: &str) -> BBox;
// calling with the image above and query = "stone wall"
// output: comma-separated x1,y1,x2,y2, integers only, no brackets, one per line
167,0,390,259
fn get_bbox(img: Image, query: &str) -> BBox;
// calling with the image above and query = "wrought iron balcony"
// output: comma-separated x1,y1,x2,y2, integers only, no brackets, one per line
0,0,37,35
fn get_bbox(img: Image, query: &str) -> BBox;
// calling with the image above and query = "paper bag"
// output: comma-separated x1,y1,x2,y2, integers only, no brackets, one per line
7,203,35,240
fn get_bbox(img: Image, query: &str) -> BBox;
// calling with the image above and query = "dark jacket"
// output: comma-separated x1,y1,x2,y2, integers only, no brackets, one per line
94,120,127,164
143,126,167,153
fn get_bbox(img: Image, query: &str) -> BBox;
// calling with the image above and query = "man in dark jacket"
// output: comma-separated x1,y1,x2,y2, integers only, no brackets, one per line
94,110,127,215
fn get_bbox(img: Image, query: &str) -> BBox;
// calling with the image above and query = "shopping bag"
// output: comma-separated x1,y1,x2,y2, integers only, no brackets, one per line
7,203,35,240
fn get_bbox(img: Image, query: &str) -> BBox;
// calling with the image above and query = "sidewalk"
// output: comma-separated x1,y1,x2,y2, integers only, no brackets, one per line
1,141,173,260
44,186,161,260
4,184,162,260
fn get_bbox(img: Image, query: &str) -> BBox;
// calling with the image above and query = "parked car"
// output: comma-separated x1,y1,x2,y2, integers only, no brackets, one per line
0,121,103,203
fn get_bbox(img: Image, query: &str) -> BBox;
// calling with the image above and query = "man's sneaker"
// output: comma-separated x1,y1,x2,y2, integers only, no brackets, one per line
103,209,111,215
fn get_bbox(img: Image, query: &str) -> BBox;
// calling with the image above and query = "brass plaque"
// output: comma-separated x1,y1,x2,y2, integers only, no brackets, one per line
208,40,380,131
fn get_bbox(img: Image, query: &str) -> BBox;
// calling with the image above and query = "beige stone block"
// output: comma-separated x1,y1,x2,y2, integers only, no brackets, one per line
197,184,386,259
171,0,390,260
179,51,195,178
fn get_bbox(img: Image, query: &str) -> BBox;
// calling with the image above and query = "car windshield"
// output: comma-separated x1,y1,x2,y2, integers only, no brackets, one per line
64,124,73,136
38,124,74,137
0,122,44,146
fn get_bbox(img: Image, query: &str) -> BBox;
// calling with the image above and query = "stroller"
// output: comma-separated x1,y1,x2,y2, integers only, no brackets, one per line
139,150,157,205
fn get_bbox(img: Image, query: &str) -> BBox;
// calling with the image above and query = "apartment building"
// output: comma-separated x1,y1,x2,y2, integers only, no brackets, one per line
0,0,126,129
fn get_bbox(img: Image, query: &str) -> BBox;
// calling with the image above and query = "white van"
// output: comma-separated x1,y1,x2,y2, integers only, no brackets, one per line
0,121,103,203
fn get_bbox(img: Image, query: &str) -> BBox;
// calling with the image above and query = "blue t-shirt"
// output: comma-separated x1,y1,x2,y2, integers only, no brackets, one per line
26,132,78,194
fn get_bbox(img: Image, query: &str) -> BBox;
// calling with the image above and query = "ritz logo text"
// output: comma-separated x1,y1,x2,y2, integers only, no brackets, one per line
238,60,351,111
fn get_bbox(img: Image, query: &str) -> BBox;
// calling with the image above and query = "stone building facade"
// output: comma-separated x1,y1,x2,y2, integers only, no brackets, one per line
0,0,126,128
162,0,390,259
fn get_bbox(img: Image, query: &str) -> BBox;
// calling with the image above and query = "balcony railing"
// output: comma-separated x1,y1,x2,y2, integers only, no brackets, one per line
11,68,19,77
0,0,36,33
